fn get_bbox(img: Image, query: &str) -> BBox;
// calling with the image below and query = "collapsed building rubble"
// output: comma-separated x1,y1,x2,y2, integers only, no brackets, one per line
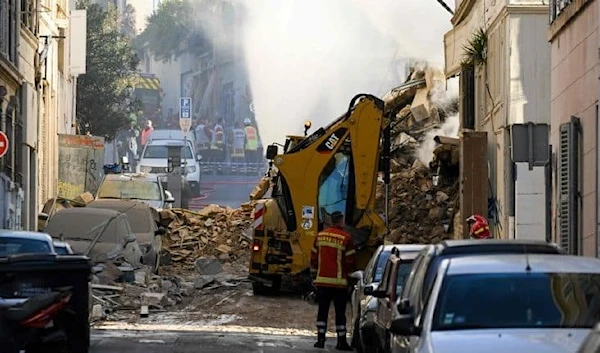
379,64,461,244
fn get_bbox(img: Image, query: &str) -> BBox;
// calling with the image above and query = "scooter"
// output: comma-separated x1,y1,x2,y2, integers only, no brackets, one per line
0,287,73,353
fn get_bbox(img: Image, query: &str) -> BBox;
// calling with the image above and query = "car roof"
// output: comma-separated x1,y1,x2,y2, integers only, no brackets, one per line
445,254,600,275
382,244,428,253
0,230,53,242
148,129,194,141
103,173,159,182
52,241,70,247
88,199,152,211
147,139,191,147
436,239,563,255
50,208,121,217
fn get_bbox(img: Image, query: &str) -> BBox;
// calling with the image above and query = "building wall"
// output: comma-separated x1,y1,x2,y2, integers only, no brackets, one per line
549,0,598,256
445,0,551,240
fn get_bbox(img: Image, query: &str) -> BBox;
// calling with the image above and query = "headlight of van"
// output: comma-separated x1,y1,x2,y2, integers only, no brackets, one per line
140,166,152,173
185,166,196,173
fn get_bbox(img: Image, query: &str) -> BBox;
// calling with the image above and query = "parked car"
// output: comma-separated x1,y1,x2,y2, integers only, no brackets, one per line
137,138,202,196
95,173,175,210
52,241,74,255
368,247,420,353
86,200,167,273
42,208,144,266
389,254,600,353
399,240,565,341
0,231,56,256
577,322,600,353
350,244,426,352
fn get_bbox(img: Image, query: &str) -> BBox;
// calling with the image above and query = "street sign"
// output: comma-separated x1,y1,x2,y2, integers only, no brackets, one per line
0,131,9,159
510,122,549,169
179,97,192,134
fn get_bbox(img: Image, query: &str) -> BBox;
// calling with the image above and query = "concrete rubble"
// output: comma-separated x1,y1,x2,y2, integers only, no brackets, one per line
378,64,461,244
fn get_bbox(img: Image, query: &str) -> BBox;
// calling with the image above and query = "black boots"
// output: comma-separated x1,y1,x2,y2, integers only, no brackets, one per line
335,336,353,351
314,332,326,348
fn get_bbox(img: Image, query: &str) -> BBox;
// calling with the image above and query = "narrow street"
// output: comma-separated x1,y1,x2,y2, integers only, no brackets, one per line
90,330,337,352
190,174,263,209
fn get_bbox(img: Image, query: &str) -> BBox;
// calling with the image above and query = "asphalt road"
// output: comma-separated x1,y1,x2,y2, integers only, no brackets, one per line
190,174,263,209
91,330,346,352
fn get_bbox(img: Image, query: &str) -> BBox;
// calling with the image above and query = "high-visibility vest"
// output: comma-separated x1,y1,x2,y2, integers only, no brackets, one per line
245,126,258,151
211,124,225,149
195,124,211,149
310,226,356,289
232,128,246,157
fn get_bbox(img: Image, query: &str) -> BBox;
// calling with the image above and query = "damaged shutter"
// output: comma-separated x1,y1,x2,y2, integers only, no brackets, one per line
558,117,580,254
460,65,475,130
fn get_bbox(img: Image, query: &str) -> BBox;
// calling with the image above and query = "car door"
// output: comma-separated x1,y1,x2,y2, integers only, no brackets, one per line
374,258,394,347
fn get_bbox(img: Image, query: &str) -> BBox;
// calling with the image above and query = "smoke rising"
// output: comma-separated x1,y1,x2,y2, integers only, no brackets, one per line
239,0,454,146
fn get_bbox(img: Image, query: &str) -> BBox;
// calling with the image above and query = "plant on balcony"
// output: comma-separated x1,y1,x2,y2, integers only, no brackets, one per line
461,27,487,67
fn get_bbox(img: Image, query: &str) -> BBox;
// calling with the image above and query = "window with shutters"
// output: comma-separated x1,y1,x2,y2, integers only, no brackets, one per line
21,0,35,33
460,65,476,129
558,117,581,254
0,0,18,63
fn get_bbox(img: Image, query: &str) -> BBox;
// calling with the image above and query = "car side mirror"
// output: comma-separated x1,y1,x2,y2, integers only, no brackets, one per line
38,212,49,221
196,155,202,162
372,289,387,298
350,270,364,284
398,298,411,314
124,234,137,244
165,190,175,203
363,285,374,296
390,313,420,336
155,227,167,236
266,145,278,160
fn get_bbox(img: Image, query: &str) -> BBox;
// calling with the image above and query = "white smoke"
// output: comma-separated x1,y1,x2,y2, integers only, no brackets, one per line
416,114,460,166
239,0,454,146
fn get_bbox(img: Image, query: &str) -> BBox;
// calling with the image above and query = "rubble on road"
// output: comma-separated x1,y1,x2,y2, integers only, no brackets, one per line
157,203,253,270
380,64,460,244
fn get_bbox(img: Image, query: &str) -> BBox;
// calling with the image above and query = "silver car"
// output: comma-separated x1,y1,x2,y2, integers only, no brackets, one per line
95,173,175,210
389,254,600,353
0,230,56,256
349,244,426,352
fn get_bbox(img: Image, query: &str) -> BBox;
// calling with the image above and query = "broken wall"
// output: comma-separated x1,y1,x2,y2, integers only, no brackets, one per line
57,134,105,200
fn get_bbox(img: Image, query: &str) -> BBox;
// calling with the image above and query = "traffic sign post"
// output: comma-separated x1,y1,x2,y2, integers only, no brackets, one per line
179,97,192,135
0,131,9,159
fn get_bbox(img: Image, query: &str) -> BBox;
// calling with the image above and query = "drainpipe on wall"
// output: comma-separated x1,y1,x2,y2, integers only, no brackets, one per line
506,127,516,239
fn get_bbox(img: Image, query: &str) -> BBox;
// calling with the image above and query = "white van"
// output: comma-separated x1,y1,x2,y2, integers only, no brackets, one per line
137,139,202,195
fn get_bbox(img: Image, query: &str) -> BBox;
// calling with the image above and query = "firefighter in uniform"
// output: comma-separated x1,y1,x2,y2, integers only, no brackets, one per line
466,214,491,239
194,117,213,173
243,118,259,174
310,211,355,351
211,118,226,174
231,121,247,174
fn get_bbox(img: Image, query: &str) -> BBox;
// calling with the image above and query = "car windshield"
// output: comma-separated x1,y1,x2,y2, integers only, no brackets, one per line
0,238,52,256
396,261,413,294
143,145,194,159
432,272,600,330
54,245,70,255
373,250,392,282
97,180,162,201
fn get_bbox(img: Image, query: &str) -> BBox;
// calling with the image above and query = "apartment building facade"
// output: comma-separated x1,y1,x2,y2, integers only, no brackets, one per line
444,0,552,240
548,0,599,256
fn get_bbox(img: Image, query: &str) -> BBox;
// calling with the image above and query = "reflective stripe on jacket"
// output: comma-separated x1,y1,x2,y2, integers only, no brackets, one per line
211,124,225,149
195,124,211,148
310,226,356,288
232,128,246,151
245,126,258,151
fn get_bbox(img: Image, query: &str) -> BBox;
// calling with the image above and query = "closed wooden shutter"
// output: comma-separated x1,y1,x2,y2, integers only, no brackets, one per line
460,65,475,130
558,117,580,254
0,1,8,57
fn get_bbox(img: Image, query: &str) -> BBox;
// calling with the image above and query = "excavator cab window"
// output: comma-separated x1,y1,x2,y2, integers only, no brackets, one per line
272,174,296,231
317,151,353,228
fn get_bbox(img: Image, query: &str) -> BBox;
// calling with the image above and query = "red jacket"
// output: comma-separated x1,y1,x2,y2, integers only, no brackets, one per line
310,226,356,288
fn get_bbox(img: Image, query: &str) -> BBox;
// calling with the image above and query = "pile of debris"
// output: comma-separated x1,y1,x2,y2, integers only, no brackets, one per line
379,64,461,244
89,256,249,322
157,203,254,270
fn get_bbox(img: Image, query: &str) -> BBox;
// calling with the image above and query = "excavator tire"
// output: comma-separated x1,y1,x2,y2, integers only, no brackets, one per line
252,281,280,296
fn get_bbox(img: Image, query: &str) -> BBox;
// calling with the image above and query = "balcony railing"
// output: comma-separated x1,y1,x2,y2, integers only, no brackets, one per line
550,0,573,23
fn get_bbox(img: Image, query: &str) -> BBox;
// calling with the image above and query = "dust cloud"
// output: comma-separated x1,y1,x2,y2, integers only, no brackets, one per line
416,114,460,166
239,0,455,146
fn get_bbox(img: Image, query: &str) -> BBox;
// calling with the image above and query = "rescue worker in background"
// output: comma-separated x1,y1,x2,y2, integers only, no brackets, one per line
466,214,491,239
231,121,246,174
243,118,259,175
310,211,355,351
141,119,154,146
211,118,226,174
194,117,213,173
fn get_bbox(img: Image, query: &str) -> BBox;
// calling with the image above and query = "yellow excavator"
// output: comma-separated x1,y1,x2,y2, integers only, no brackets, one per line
248,79,425,294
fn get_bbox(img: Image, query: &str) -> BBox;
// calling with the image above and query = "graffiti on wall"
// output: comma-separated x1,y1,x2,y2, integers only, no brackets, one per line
58,134,105,200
